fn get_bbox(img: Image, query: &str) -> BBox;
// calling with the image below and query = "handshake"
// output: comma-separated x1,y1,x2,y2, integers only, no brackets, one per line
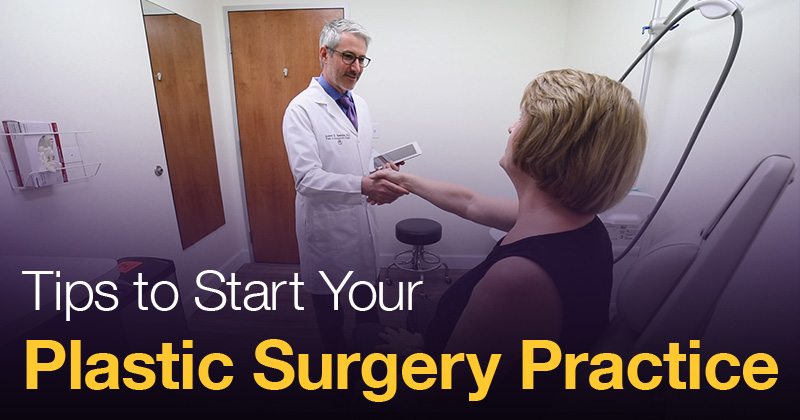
362,162,408,205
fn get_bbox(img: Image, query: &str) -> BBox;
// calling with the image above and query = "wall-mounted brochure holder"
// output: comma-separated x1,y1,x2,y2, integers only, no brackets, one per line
1,122,100,190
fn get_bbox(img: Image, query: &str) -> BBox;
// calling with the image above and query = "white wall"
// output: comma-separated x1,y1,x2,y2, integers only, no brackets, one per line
0,0,250,312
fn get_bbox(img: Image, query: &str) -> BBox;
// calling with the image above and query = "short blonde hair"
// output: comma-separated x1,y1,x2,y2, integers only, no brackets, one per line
513,69,647,215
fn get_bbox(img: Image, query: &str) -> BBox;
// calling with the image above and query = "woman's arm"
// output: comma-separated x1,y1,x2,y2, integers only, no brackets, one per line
371,170,517,231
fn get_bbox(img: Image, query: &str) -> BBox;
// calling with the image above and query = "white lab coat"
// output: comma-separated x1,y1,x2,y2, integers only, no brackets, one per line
282,78,380,294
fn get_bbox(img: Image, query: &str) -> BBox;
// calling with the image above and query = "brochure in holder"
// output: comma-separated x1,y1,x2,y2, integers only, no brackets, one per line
3,120,67,188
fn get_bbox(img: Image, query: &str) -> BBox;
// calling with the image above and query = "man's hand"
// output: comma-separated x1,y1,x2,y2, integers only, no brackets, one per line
362,173,408,205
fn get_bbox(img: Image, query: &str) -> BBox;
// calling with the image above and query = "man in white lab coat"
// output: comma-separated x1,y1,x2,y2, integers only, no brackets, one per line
283,19,407,353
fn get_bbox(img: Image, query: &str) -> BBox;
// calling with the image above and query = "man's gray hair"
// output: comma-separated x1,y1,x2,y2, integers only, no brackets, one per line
319,18,372,49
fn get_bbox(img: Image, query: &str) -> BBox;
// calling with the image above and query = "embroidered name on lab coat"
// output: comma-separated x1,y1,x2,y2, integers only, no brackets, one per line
325,133,351,145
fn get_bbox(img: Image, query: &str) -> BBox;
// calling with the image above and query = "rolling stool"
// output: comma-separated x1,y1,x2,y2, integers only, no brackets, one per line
385,218,451,295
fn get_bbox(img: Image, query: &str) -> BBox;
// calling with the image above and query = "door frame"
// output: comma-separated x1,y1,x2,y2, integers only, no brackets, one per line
223,4,350,262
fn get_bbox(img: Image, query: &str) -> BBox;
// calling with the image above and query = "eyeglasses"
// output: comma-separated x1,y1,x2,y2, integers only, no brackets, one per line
328,48,371,68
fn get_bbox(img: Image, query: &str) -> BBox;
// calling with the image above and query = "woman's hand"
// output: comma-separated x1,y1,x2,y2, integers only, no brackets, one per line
370,165,405,188
375,327,425,354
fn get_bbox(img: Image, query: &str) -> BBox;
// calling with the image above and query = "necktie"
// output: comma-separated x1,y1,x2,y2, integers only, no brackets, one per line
337,95,358,131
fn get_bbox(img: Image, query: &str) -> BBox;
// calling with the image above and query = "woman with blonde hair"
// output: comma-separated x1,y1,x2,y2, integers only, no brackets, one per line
366,69,646,412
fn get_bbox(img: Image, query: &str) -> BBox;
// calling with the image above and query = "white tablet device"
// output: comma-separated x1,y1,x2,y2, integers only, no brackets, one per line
372,141,422,170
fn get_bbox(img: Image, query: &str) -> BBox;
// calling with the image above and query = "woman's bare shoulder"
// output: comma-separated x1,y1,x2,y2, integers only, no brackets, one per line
448,256,563,353
479,256,553,292
471,256,562,318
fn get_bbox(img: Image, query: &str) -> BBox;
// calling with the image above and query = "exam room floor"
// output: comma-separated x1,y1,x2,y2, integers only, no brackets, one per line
186,263,464,355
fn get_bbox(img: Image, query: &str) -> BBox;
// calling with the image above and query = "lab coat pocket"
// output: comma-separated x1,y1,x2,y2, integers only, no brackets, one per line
309,208,359,256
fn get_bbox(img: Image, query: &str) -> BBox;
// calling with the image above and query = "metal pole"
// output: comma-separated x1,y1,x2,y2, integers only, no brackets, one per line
640,0,692,107
639,0,662,107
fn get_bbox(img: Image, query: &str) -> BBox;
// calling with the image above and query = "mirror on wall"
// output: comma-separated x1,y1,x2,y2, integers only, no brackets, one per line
141,0,226,250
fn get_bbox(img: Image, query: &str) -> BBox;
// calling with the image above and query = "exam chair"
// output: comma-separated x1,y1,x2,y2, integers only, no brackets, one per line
595,154,796,356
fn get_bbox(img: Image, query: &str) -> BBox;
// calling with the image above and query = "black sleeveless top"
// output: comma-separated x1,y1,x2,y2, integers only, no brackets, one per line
423,216,613,355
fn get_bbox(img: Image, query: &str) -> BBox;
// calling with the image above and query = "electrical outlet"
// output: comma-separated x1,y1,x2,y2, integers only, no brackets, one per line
372,123,380,139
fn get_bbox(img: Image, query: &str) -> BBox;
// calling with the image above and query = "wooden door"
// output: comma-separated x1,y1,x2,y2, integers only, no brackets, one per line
229,8,344,263
144,14,225,249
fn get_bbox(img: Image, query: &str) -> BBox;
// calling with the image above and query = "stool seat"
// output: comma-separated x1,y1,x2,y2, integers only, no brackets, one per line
385,218,450,291
395,218,442,245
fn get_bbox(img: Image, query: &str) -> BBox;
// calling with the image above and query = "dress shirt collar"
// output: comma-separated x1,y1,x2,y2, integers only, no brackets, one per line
317,74,352,102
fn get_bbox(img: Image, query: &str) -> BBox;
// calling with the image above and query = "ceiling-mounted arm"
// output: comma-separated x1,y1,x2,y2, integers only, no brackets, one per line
644,0,691,39
695,0,745,19
637,0,744,105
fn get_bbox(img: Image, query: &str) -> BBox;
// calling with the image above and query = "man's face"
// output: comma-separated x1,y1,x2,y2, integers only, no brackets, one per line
320,32,368,93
